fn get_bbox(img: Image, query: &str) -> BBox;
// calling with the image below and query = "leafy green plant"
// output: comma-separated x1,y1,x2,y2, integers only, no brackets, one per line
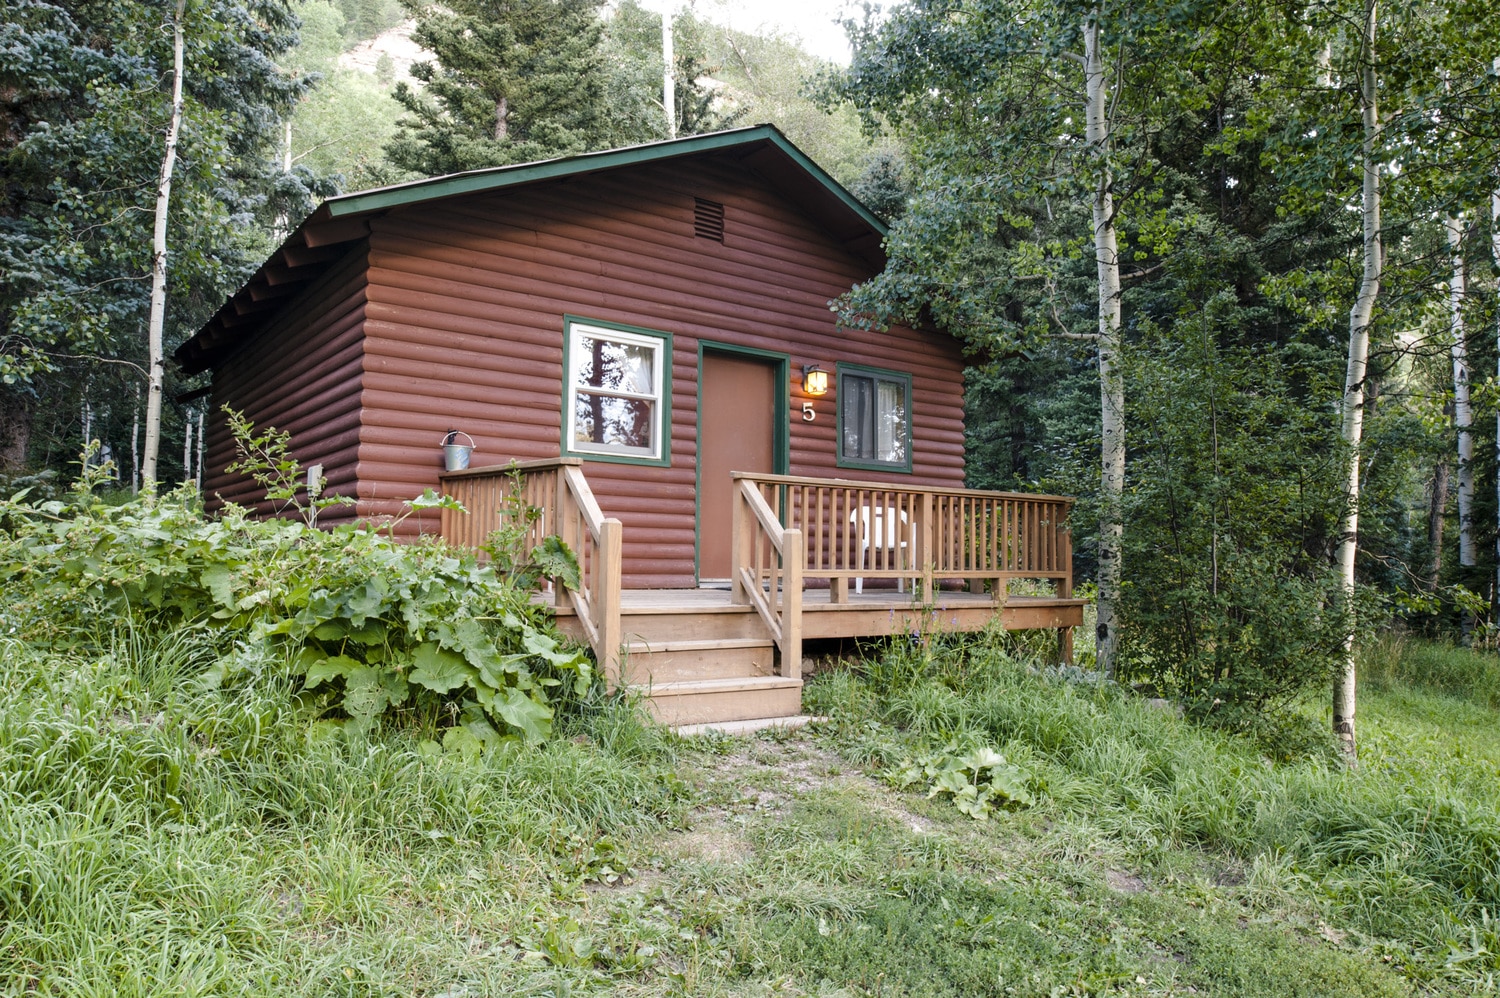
0,424,596,748
223,406,356,526
482,462,581,592
891,737,1035,819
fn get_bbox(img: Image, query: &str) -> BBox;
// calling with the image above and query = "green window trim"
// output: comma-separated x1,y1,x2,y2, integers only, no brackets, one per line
560,316,673,467
836,362,913,474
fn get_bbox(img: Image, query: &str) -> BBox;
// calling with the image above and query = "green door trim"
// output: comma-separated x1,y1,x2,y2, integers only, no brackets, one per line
694,341,791,583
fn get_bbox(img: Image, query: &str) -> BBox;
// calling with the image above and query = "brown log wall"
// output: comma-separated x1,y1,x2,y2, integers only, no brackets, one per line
357,157,965,587
203,248,369,520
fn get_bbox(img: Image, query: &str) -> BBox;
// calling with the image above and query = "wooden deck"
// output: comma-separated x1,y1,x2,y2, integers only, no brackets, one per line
445,462,1082,728
545,587,1085,639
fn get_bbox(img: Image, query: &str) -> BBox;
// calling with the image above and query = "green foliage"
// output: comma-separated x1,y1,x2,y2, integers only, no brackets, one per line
386,0,616,175
892,737,1035,819
0,420,593,749
710,24,893,188
0,0,330,390
282,0,407,191
600,1,747,142
0,0,340,487
222,406,357,525
479,463,581,593
1118,325,1353,728
329,0,404,41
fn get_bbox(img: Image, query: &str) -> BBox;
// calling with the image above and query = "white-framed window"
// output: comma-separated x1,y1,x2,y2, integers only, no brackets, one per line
837,364,912,472
562,319,671,465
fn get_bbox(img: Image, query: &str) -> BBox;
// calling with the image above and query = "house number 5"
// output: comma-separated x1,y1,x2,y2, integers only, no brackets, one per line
802,402,816,422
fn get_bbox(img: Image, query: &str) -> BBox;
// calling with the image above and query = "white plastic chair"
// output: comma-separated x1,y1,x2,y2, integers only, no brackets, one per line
850,505,912,594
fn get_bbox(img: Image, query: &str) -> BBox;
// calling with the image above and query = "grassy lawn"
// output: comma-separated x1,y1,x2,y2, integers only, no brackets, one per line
2,628,1497,996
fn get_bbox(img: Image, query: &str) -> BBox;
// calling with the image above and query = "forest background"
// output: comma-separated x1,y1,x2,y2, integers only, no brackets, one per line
3,0,1500,743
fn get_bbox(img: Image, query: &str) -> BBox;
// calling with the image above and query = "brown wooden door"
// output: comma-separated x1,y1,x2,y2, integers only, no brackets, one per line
698,351,778,582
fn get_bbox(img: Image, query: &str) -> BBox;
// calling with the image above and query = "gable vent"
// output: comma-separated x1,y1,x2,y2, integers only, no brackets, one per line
693,197,725,242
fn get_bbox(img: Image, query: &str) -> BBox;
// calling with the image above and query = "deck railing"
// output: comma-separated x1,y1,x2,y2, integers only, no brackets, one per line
440,459,623,683
734,473,1073,602
730,477,803,679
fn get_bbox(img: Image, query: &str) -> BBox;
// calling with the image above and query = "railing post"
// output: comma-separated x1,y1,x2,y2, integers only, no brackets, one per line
730,478,749,605
920,491,934,597
782,528,803,681
596,517,623,688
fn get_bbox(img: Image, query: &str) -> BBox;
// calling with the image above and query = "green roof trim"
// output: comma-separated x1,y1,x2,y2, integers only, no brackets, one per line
322,124,888,237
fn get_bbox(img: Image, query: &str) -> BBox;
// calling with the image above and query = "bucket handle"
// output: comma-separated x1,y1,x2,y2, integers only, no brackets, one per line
441,431,475,448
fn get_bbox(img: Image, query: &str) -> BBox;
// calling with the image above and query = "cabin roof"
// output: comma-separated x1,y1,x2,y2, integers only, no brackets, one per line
175,124,889,375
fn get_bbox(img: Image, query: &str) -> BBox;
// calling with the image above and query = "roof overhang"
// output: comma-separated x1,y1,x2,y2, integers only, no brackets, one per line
175,125,888,375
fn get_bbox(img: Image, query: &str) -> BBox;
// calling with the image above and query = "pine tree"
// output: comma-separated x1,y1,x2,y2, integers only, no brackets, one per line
386,0,615,175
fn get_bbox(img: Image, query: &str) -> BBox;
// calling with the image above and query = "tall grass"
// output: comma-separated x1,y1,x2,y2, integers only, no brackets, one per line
0,623,689,995
805,631,1500,984
1362,632,1500,710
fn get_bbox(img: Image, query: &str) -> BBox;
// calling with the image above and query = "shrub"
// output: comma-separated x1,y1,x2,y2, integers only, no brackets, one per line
0,449,591,749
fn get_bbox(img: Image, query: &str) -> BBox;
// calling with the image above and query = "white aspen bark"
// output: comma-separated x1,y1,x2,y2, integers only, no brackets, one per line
1493,169,1500,610
131,385,140,494
1333,0,1380,764
662,6,676,139
1084,12,1124,679
195,409,204,488
1446,217,1474,578
140,0,186,495
182,408,193,485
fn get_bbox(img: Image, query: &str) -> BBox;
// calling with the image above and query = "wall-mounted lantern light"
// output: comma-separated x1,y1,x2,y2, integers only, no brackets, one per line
802,364,829,396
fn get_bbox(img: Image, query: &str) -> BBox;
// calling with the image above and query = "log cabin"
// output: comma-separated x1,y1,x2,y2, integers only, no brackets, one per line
175,125,1083,730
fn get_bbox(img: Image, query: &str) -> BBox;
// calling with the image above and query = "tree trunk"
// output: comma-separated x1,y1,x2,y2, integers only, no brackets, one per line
662,6,676,139
494,96,509,140
1492,127,1499,618
140,0,186,494
1333,0,1380,766
1447,216,1473,565
182,409,193,484
131,385,140,494
1425,458,1449,590
0,389,32,471
1446,215,1474,639
1084,12,1124,679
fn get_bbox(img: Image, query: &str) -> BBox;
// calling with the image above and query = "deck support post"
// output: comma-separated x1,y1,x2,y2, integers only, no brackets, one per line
1056,526,1074,665
597,517,624,686
782,528,803,680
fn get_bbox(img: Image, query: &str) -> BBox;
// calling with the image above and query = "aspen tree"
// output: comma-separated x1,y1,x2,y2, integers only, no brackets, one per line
140,0,186,493
1333,0,1381,763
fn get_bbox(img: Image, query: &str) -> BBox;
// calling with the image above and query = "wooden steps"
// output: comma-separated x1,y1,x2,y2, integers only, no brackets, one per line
642,675,803,725
621,636,776,684
554,596,803,725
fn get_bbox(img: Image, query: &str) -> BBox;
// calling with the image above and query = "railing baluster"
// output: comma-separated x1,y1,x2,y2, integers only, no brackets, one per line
717,473,1073,610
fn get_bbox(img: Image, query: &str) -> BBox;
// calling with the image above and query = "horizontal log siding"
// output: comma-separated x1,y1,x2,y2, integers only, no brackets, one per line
361,157,964,586
204,248,370,521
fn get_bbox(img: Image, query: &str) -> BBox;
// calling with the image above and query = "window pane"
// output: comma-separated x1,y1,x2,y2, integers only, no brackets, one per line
573,393,654,450
841,375,874,460
876,379,907,462
577,336,655,395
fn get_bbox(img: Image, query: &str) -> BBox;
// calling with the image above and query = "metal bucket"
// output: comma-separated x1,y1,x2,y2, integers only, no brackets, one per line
441,431,474,472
